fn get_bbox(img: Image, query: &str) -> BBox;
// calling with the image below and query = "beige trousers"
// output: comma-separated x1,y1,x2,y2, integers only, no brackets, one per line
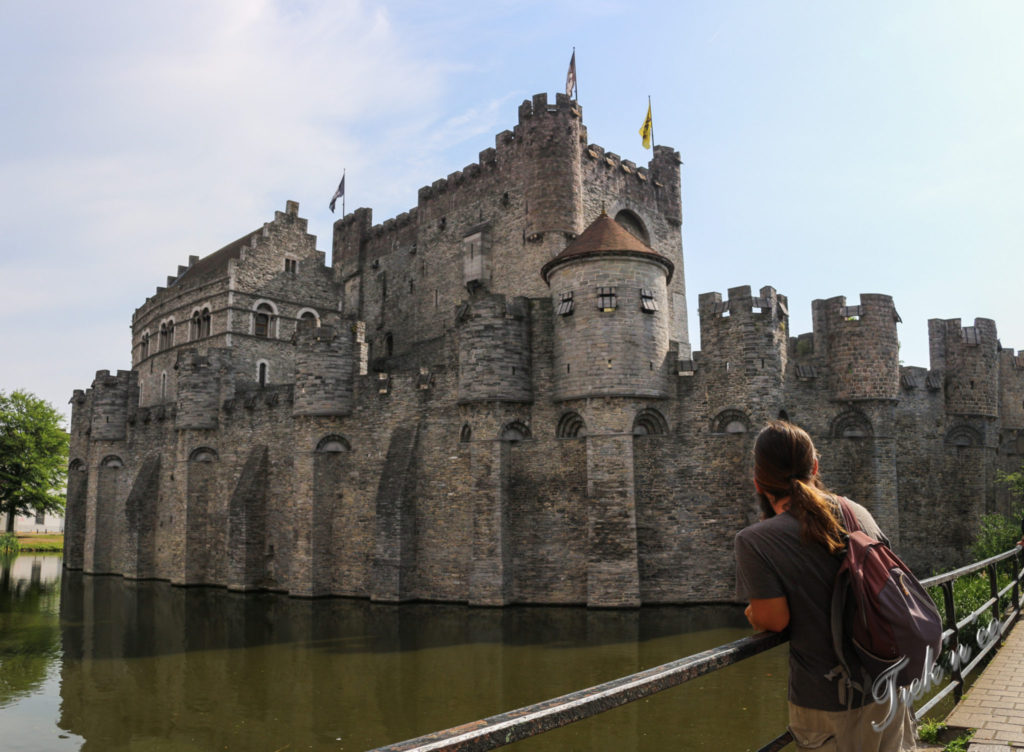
788,701,917,752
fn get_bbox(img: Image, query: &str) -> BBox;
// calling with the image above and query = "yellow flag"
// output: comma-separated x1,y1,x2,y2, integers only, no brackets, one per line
639,102,653,149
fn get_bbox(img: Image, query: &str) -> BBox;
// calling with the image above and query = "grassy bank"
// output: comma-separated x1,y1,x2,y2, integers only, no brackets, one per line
15,533,64,552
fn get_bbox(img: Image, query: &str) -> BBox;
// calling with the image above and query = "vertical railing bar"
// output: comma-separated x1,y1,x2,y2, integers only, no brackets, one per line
941,579,962,704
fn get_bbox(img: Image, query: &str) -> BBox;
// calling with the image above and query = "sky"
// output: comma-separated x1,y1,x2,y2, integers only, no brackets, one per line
2,0,1021,424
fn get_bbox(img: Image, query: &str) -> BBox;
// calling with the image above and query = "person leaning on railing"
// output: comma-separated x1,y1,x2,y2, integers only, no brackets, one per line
734,421,917,752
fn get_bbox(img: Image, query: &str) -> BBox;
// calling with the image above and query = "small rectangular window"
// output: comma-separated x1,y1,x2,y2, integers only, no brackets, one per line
557,291,574,316
597,287,617,312
640,288,657,313
285,258,297,274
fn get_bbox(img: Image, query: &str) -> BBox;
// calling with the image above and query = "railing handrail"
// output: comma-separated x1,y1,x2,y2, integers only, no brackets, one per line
368,543,1024,752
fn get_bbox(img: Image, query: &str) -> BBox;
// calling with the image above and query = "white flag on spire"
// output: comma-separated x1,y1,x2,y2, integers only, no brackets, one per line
565,51,577,98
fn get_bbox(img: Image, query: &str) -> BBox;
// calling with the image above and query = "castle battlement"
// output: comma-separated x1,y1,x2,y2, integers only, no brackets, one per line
67,89,1024,607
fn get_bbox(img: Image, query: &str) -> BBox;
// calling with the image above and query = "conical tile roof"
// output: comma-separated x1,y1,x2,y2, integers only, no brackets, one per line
541,211,674,284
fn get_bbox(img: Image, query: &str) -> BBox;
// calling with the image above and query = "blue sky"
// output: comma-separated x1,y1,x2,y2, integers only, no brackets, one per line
2,0,1021,422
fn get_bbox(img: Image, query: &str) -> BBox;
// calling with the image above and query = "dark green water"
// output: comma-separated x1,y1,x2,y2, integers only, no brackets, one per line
0,555,789,751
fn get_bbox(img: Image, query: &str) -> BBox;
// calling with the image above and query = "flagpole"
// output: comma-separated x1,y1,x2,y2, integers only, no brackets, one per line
342,169,346,216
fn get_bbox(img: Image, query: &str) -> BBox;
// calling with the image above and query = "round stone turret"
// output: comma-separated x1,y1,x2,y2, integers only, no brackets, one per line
543,212,673,401
814,294,901,402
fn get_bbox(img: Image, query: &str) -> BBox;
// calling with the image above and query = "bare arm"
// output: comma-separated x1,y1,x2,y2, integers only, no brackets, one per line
745,597,790,632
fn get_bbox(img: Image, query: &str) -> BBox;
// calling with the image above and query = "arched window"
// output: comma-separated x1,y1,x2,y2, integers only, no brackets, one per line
257,361,268,387
460,424,472,443
713,409,750,434
166,319,175,347
831,411,873,439
251,303,276,338
100,455,124,469
316,435,351,453
188,447,218,462
140,332,150,359
201,307,211,338
499,421,531,442
191,310,202,340
614,209,650,244
945,425,981,447
160,371,168,400
556,411,587,438
69,459,86,472
159,322,168,350
297,310,318,331
634,409,668,436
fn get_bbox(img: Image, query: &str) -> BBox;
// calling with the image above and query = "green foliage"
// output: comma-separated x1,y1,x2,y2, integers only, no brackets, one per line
997,465,1024,500
943,729,974,752
971,507,1024,560
917,719,944,743
0,391,67,533
0,532,18,556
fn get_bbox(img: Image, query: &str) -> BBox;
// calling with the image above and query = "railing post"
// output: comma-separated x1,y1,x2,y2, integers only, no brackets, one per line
941,580,962,703
1015,547,1023,622
988,562,1001,626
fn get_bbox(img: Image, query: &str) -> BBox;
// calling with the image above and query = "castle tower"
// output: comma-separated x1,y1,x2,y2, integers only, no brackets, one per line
542,212,673,401
88,370,135,441
697,285,789,422
812,294,901,541
929,318,1000,418
175,350,222,430
456,295,532,404
814,294,901,402
518,92,585,266
292,325,355,416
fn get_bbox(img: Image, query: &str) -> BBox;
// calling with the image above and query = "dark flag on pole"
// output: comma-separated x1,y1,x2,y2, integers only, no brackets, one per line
565,49,577,99
329,172,346,213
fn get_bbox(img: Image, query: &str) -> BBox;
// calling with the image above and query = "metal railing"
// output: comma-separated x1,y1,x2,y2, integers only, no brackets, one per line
369,543,1024,752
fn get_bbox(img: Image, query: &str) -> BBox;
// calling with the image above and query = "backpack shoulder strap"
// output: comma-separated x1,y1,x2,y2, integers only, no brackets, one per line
835,496,862,535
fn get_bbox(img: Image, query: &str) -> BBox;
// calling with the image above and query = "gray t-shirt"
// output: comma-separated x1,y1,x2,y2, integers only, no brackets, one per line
734,497,888,711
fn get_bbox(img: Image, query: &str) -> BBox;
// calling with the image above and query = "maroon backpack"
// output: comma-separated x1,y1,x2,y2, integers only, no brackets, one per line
826,497,944,706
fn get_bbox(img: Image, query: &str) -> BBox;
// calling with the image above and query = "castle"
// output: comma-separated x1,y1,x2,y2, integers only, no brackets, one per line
66,92,1024,606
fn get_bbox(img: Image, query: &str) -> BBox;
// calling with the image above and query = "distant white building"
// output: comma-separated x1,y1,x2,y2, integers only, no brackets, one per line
12,510,64,534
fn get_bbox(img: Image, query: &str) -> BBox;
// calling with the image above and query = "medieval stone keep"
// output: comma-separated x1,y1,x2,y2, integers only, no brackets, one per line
67,92,1024,606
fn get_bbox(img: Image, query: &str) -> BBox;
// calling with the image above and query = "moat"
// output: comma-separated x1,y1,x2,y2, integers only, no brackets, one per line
1,555,790,751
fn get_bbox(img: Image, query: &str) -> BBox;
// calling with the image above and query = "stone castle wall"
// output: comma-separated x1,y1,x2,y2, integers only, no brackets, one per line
66,94,1024,606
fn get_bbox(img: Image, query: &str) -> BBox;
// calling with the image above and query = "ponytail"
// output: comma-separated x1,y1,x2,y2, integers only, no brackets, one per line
753,420,846,554
788,477,846,555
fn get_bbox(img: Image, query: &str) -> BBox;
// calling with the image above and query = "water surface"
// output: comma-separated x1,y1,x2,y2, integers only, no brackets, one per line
0,555,789,751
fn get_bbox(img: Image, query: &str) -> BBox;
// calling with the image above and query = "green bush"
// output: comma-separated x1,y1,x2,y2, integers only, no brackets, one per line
971,505,1024,561
0,531,19,556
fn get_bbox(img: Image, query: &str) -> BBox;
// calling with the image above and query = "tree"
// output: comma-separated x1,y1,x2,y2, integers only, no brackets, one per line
971,464,1024,559
0,391,68,533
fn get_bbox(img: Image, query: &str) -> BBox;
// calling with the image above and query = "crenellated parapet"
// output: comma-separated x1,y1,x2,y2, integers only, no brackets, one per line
998,348,1024,430
697,285,789,419
812,294,900,402
930,317,1000,417
88,370,137,442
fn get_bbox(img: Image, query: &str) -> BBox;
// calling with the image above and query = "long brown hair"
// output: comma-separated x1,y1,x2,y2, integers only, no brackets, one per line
753,420,846,554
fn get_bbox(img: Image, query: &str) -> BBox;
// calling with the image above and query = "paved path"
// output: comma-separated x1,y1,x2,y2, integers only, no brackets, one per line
945,619,1024,751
